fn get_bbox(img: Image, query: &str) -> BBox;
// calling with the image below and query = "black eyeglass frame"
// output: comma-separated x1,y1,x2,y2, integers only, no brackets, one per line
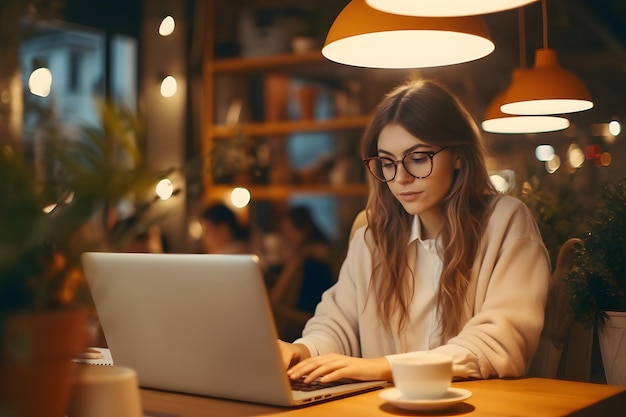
363,147,448,182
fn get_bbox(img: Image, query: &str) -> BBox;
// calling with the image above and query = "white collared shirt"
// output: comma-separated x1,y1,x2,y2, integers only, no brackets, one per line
406,216,444,351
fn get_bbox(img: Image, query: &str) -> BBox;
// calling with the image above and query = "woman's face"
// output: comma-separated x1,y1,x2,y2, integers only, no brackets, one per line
377,123,459,222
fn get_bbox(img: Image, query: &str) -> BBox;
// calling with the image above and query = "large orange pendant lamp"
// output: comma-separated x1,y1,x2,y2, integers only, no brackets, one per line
481,9,569,134
500,0,593,115
366,0,539,17
322,0,495,69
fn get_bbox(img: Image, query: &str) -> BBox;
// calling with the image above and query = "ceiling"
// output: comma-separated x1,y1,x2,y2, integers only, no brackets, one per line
61,0,626,136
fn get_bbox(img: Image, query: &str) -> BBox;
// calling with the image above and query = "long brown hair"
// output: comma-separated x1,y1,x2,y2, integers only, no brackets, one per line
361,79,497,342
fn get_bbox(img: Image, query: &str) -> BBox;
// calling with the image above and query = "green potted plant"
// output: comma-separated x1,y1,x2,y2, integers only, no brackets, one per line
563,177,626,385
210,127,258,184
516,175,587,266
0,100,159,417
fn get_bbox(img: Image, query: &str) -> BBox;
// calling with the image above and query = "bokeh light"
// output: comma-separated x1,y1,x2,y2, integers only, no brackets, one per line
609,120,621,136
159,16,175,36
546,155,561,173
188,220,203,240
156,178,174,200
567,144,585,169
535,145,555,162
600,152,612,167
230,187,251,208
489,174,509,193
160,76,177,98
28,67,52,97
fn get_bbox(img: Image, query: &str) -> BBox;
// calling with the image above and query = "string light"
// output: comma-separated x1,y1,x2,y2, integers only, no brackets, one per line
28,67,52,97
231,187,251,208
160,76,177,98
159,16,175,36
156,178,174,200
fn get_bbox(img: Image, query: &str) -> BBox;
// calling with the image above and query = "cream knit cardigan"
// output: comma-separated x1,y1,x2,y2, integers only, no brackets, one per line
294,195,551,379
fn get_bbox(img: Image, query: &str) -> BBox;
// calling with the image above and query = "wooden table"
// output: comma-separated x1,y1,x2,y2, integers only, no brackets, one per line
141,377,626,417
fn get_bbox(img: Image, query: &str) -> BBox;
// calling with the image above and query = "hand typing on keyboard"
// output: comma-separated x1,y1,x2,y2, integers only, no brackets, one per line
286,353,393,384
290,377,356,392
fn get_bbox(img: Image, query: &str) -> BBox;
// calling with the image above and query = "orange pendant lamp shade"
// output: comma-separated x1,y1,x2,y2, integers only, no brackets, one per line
322,0,495,69
500,48,593,115
366,0,539,17
482,68,570,133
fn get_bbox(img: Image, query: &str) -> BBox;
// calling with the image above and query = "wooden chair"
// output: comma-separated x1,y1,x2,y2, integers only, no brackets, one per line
527,237,582,378
349,209,368,241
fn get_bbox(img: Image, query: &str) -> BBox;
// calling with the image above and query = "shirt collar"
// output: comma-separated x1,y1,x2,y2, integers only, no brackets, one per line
408,215,421,244
408,215,438,252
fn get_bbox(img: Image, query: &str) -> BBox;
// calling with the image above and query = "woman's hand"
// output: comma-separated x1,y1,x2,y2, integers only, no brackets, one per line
286,353,393,384
278,340,311,369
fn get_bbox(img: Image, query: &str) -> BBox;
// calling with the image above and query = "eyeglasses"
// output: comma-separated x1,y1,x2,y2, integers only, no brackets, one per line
363,147,448,182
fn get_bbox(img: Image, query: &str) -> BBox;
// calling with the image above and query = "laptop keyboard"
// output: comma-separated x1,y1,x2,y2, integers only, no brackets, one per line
290,377,352,392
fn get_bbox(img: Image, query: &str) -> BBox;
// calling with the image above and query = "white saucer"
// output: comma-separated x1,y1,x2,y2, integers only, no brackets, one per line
379,387,472,411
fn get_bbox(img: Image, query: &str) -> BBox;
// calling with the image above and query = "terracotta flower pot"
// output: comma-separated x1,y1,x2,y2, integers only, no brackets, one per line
1,308,89,417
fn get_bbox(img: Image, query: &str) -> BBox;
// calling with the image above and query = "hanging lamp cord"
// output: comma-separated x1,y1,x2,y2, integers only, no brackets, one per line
542,0,549,49
518,7,526,68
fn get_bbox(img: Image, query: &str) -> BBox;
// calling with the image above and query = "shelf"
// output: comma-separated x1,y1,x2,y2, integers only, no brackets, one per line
210,50,328,73
206,183,369,201
211,115,371,138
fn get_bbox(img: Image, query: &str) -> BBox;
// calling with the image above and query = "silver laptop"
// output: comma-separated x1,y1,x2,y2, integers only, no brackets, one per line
81,252,387,406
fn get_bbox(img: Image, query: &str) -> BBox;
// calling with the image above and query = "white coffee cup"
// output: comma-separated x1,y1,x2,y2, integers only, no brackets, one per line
67,365,143,417
389,352,453,400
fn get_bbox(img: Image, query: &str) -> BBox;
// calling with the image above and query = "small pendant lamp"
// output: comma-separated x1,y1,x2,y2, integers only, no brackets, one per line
481,9,569,134
500,0,593,115
482,71,570,133
322,0,495,69
366,0,539,17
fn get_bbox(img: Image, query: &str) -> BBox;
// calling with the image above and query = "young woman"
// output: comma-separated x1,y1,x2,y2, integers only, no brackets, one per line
279,79,551,384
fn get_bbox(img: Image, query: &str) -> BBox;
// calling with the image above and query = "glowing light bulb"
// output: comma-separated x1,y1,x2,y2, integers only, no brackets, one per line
609,120,621,136
159,16,175,36
489,174,509,193
567,144,585,169
156,178,174,200
160,76,177,98
231,187,251,208
28,67,52,97
546,155,561,173
535,145,555,162
43,203,57,214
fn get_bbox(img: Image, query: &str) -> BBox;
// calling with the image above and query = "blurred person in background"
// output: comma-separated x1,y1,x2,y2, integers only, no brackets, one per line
200,203,250,255
270,205,335,341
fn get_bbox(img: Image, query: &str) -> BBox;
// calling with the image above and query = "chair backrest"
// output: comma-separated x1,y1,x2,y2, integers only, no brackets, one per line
527,237,582,378
349,209,368,241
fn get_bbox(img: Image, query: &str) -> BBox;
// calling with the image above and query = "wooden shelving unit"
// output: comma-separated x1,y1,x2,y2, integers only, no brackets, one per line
200,0,394,244
211,50,327,73
209,184,369,201
202,2,373,205
210,115,371,138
